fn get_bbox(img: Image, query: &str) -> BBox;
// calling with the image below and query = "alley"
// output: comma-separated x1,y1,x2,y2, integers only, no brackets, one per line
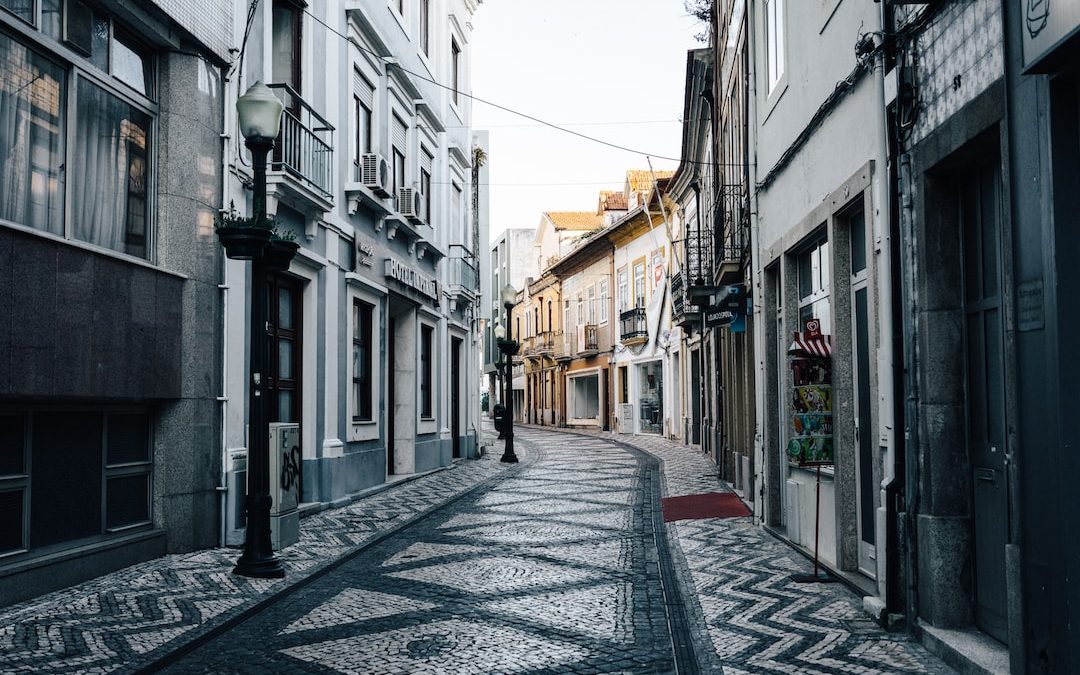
151,427,948,675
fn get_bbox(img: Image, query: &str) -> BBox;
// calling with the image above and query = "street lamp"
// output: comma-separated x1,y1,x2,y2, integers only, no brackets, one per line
496,284,519,463
233,81,286,579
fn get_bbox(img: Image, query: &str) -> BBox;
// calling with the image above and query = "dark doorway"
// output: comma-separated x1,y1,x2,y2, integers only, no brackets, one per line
961,160,1008,643
387,315,396,475
602,368,610,431
268,273,302,501
451,336,462,458
690,348,701,444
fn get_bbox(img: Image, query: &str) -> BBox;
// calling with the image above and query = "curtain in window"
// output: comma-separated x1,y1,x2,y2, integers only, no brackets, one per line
0,34,65,235
72,79,150,257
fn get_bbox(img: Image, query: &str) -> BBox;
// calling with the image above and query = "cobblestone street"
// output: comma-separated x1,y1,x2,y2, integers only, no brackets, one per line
0,424,954,674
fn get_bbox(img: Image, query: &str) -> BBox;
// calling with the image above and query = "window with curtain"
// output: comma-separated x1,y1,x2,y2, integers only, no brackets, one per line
600,279,609,323
0,4,156,259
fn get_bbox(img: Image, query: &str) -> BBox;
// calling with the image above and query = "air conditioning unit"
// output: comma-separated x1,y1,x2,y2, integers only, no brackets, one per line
398,187,425,223
361,153,390,197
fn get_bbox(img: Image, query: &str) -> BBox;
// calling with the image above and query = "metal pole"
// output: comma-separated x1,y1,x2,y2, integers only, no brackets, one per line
234,136,285,579
500,302,518,463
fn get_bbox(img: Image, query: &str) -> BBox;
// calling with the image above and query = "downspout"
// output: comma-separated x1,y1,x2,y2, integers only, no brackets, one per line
745,1,764,523
217,62,237,549
873,9,898,609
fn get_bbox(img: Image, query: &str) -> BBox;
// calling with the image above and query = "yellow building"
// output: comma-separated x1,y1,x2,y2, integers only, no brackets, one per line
520,272,562,426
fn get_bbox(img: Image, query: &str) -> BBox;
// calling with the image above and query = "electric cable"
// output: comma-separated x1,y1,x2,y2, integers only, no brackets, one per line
301,6,746,167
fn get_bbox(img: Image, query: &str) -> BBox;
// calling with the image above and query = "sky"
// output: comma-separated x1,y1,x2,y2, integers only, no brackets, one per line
470,0,704,245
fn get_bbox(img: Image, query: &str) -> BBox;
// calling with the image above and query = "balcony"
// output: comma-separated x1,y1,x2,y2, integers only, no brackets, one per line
714,185,750,286
670,271,699,329
446,244,478,311
620,308,648,346
522,331,561,358
266,84,334,216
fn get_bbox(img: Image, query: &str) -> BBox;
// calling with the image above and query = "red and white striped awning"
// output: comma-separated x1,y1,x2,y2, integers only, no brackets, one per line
788,331,832,358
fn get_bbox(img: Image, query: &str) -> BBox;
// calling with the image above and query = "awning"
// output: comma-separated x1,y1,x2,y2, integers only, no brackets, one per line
788,331,832,358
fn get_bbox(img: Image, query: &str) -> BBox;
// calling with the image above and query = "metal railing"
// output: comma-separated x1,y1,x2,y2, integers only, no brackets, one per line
447,244,479,292
268,84,334,197
583,324,598,351
619,308,647,342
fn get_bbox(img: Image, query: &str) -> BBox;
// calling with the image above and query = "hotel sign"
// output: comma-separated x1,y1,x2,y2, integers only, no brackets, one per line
384,258,437,300
1021,0,1080,71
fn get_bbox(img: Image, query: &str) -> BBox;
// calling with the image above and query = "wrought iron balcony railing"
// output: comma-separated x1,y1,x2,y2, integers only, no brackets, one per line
619,308,647,342
268,84,334,198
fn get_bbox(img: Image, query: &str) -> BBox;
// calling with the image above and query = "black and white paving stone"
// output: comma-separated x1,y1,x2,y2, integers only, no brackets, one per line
0,424,954,674
158,429,680,674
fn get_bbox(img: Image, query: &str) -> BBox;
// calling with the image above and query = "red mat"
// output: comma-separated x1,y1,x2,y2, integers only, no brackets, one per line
661,492,751,522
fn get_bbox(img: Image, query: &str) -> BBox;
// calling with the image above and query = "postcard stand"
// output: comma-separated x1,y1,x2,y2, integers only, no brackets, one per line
787,321,836,584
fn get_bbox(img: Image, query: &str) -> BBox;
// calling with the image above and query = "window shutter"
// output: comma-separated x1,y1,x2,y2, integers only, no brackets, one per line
392,114,407,153
352,68,374,109
421,147,434,175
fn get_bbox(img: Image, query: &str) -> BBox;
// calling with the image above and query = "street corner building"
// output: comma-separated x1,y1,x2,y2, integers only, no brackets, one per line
0,0,488,606
0,0,232,604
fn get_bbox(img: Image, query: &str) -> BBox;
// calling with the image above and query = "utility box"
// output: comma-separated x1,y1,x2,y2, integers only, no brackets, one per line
225,449,247,546
268,423,301,551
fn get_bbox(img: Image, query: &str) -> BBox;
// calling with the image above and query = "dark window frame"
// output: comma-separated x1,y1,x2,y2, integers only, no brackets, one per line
451,37,461,105
420,324,434,418
352,298,373,422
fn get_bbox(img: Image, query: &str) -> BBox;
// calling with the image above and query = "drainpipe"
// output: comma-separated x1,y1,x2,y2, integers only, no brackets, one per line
745,2,764,524
873,10,898,611
217,64,237,549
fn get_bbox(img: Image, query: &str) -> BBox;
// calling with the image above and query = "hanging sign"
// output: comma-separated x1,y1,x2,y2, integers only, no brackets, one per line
1021,0,1080,71
704,306,736,328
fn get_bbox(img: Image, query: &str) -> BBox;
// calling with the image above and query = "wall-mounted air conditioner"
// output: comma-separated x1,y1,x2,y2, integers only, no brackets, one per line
398,187,425,224
361,153,390,197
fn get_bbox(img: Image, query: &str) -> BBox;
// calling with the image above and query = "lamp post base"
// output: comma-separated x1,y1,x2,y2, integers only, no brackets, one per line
233,494,285,579
233,556,286,579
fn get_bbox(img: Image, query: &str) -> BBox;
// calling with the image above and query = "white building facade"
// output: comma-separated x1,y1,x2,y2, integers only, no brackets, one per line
221,0,484,536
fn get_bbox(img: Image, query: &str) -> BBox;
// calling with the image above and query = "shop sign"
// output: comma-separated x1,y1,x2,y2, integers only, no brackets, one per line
1021,0,1080,71
704,306,736,328
384,258,437,299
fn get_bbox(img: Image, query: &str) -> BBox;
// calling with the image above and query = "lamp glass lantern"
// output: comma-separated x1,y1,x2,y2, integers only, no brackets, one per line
500,283,517,308
236,81,284,140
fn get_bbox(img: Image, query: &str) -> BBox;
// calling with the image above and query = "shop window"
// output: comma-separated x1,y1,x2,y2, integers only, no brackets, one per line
352,299,373,421
638,361,663,434
0,7,156,259
571,375,599,420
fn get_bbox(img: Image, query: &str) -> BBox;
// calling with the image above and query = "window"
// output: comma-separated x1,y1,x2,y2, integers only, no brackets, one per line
420,324,433,418
352,69,374,174
419,0,430,55
633,260,646,308
392,113,407,196
0,6,155,259
617,268,628,312
797,237,831,334
576,294,583,326
570,375,599,420
452,182,463,238
451,38,461,105
352,300,373,421
764,0,785,93
587,285,596,325
420,147,433,220
396,0,404,16
599,279,609,323
0,409,152,556
272,0,301,98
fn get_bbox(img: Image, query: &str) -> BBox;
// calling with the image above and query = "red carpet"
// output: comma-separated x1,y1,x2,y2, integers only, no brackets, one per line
661,492,751,522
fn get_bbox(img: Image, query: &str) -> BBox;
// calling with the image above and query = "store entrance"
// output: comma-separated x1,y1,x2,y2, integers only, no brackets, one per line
637,360,663,434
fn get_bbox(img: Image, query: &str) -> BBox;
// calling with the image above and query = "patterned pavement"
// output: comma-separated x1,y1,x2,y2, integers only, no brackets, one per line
0,435,517,675
526,424,953,675
158,428,681,674
0,423,954,674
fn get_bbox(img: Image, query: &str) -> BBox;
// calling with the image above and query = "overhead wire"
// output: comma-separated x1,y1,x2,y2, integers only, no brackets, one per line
300,6,747,168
